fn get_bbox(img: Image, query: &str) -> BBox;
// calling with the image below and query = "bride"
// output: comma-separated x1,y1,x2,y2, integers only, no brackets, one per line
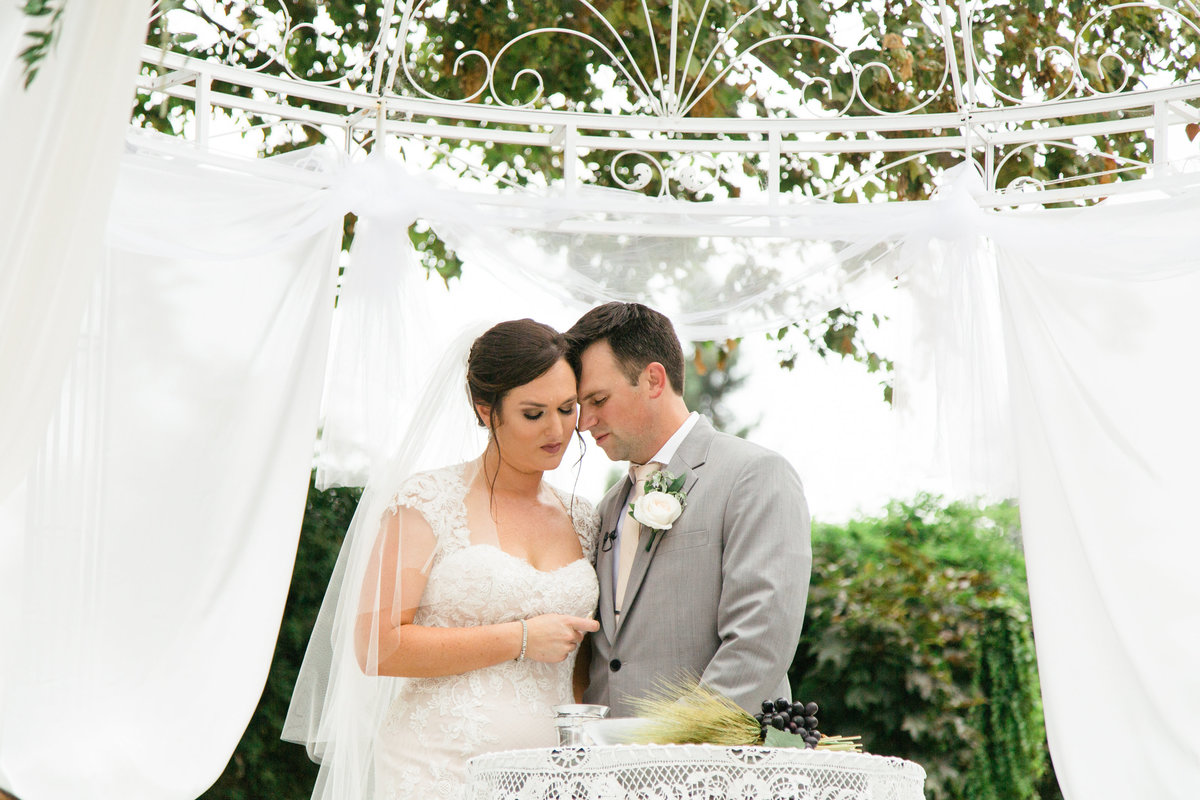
285,319,601,799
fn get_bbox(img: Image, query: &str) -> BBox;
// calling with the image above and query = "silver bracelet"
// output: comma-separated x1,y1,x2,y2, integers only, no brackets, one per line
515,619,528,663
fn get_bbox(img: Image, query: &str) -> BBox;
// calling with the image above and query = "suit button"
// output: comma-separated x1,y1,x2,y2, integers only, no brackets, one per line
609,659,622,672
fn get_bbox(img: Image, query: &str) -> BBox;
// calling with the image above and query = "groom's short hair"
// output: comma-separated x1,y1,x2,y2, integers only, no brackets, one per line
566,302,685,394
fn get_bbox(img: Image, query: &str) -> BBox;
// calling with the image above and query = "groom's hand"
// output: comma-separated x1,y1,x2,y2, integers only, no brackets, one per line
524,615,600,663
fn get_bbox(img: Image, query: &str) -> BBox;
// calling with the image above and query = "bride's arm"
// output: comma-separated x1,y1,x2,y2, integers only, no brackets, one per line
354,505,596,678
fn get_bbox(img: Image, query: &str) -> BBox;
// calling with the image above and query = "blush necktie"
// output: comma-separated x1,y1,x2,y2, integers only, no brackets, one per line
616,461,662,619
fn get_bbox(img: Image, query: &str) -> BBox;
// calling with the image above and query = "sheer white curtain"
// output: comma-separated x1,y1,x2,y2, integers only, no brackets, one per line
1,3,152,793
0,0,153,495
0,140,344,799
996,232,1200,800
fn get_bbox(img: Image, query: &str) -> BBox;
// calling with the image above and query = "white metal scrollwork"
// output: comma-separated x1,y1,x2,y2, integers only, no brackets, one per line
136,0,1200,211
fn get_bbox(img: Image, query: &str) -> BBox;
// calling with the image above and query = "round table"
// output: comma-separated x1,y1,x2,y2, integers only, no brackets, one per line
467,743,927,800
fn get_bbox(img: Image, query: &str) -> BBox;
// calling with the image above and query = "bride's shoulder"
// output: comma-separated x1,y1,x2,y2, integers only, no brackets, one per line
547,483,593,512
549,485,601,540
389,462,471,511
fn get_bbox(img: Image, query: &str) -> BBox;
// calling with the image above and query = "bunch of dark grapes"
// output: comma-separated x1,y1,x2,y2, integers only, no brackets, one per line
754,698,822,748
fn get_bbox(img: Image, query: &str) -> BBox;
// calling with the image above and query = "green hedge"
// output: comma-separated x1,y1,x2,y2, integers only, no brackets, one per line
203,485,1061,800
790,495,1061,800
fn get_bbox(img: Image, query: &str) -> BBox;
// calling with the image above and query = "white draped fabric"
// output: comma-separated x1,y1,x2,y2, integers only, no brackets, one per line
1,2,154,792
0,0,153,495
999,249,1200,799
0,141,343,799
1,89,1199,800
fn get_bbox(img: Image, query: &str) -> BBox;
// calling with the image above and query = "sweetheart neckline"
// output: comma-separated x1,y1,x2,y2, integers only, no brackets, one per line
449,542,593,576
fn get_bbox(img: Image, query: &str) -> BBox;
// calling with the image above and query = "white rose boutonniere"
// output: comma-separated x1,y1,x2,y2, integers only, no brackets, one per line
629,469,689,551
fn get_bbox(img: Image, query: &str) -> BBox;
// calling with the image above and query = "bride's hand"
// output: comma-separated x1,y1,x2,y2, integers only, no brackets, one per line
522,615,600,663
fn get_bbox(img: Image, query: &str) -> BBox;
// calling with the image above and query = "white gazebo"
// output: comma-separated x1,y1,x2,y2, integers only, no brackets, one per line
2,1,1198,798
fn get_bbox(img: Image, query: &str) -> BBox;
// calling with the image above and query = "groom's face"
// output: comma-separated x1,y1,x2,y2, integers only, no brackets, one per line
576,340,654,463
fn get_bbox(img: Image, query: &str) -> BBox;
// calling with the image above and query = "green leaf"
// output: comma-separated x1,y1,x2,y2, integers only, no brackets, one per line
667,474,686,493
18,0,65,90
763,727,808,749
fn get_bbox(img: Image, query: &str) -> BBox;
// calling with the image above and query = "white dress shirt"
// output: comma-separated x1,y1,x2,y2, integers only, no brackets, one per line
611,411,700,591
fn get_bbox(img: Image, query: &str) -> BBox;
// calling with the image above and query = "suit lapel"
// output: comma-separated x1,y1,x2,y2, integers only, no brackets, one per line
616,418,714,633
595,477,629,647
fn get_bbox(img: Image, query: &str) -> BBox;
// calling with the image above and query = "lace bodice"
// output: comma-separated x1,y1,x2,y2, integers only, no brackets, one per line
394,462,600,619
373,462,600,800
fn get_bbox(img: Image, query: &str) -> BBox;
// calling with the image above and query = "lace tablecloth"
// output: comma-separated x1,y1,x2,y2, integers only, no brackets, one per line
466,743,927,800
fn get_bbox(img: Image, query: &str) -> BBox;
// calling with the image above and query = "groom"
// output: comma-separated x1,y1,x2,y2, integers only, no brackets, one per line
567,302,811,717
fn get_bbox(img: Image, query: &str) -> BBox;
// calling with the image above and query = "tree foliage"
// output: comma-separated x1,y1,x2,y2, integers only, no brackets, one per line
17,0,66,88
790,495,1057,800
685,339,756,437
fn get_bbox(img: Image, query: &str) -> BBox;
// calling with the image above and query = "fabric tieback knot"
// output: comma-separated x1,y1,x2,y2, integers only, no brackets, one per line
616,461,662,618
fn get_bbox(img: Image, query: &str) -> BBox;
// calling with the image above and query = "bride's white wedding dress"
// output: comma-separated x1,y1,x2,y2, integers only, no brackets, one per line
372,463,600,799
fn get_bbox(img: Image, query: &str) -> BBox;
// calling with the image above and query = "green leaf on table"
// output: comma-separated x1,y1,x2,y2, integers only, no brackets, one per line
763,728,808,749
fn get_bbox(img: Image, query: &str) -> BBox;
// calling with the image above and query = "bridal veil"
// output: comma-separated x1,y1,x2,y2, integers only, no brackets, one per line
283,323,488,800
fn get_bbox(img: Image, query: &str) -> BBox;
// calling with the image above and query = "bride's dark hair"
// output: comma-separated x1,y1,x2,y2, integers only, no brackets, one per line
467,319,584,507
467,318,570,430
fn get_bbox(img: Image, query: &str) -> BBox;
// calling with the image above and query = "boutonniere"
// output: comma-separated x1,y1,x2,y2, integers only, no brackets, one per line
629,469,689,551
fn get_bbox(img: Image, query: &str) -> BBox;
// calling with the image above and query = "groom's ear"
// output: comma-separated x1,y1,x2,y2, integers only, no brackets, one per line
643,362,670,399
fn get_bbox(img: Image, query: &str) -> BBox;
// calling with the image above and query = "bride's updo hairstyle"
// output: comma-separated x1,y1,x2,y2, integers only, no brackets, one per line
467,319,570,432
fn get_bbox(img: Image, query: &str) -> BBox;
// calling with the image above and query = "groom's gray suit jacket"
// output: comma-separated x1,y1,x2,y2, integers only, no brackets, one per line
582,416,811,717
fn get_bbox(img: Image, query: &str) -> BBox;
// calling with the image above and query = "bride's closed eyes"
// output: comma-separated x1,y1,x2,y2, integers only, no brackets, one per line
523,403,577,421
